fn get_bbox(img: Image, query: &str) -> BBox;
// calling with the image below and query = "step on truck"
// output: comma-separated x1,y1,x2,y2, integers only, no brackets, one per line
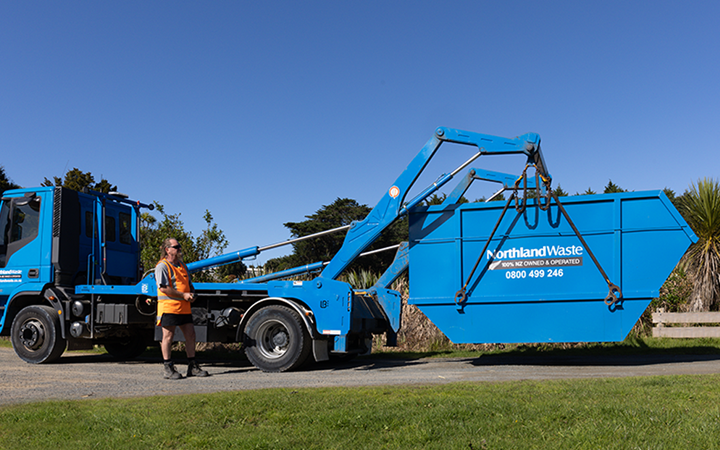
0,127,697,371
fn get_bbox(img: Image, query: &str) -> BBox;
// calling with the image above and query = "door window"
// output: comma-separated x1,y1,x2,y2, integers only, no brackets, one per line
0,196,41,268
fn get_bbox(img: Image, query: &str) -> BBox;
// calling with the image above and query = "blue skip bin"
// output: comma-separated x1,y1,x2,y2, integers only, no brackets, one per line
408,191,697,344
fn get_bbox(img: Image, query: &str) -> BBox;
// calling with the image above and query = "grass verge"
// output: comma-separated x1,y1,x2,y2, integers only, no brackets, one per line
2,337,720,448
2,375,720,449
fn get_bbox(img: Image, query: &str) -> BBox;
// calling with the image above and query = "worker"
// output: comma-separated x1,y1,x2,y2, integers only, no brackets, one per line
155,237,209,379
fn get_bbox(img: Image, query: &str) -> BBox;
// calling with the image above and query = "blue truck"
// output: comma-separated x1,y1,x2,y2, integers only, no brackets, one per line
0,128,697,371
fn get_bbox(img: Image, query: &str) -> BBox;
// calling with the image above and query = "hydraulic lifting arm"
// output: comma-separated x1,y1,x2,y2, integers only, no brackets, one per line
320,127,548,281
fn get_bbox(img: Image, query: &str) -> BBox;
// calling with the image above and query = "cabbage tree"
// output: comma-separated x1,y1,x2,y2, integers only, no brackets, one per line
679,178,720,311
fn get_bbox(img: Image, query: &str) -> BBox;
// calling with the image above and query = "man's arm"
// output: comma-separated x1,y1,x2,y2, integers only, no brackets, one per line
155,262,195,302
159,285,195,302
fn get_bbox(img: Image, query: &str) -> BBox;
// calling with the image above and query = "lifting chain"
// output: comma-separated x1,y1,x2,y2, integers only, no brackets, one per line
513,164,552,214
454,167,622,307
548,192,623,306
455,169,531,305
454,188,517,306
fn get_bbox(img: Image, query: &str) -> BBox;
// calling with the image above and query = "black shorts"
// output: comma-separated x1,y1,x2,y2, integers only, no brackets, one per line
160,313,193,327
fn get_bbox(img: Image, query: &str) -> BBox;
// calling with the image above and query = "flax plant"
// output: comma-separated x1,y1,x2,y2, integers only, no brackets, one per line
343,269,380,289
679,178,720,311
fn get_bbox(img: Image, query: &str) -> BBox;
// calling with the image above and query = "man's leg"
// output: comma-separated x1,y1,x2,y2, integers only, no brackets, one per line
161,325,176,360
179,323,208,377
178,323,196,359
161,325,182,380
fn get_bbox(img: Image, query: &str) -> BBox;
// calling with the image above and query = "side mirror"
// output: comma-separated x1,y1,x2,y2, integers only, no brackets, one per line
14,193,37,207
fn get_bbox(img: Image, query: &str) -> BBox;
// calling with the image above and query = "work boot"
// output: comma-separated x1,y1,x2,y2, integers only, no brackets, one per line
187,360,209,377
163,362,183,380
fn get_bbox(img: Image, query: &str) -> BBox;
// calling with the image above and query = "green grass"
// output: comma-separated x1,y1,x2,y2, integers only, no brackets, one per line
3,337,720,448
2,375,720,449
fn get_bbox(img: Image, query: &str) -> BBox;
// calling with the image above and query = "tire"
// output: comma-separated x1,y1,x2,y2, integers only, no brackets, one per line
11,305,67,364
104,335,148,360
243,305,311,372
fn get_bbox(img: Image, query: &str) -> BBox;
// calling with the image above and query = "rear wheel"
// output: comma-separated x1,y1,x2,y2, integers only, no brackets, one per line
243,305,311,372
11,305,66,364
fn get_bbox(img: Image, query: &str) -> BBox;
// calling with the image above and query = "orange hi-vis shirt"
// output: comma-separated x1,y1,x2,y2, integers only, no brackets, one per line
156,259,192,323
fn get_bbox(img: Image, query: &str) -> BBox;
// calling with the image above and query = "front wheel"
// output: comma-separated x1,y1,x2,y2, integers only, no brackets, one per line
243,305,311,372
11,305,66,364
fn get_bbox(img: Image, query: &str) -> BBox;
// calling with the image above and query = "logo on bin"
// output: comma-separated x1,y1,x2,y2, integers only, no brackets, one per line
487,245,584,270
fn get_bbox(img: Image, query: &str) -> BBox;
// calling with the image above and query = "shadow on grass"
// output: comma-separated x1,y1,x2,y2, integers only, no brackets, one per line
370,337,720,368
470,348,720,367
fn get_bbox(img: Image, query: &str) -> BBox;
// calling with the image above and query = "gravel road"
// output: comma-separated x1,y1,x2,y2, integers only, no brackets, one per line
2,347,720,406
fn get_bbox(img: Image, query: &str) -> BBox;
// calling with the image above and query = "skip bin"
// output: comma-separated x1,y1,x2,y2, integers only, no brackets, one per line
407,191,697,344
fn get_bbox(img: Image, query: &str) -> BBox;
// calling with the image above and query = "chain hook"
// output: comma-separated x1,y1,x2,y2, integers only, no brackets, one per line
538,172,552,211
454,287,467,305
604,283,623,306
513,165,530,213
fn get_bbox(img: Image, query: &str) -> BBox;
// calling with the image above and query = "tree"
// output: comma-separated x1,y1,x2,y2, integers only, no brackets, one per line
553,185,569,197
140,204,244,282
266,198,408,275
671,189,690,212
663,187,676,203
603,180,625,194
194,210,247,282
580,188,597,195
425,193,447,206
0,165,20,196
140,203,193,274
474,192,505,203
485,192,506,202
424,192,469,206
42,168,117,193
678,178,720,311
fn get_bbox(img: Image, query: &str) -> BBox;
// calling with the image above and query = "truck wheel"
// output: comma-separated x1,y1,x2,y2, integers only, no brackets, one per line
243,305,311,372
104,336,147,360
11,305,67,364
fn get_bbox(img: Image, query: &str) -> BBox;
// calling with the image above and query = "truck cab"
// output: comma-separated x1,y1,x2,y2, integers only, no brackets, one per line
0,186,147,363
0,188,53,310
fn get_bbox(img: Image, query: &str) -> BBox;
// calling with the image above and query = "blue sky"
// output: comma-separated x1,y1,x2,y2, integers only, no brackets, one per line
2,1,718,264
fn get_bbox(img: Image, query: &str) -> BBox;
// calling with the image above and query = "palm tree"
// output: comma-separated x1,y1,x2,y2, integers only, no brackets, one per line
679,178,720,311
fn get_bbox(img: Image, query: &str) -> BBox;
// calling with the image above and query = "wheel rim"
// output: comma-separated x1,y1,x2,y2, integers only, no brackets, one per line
19,319,45,350
256,319,291,360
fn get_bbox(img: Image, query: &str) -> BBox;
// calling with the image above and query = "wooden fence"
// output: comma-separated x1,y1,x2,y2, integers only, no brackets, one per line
652,312,720,338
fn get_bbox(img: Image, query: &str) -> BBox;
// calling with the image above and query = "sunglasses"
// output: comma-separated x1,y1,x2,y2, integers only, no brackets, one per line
170,244,182,250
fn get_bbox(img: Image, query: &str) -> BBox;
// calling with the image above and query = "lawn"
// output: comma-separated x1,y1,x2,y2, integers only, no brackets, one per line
2,337,720,449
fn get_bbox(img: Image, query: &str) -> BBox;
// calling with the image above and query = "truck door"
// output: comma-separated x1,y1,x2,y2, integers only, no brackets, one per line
0,194,46,286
